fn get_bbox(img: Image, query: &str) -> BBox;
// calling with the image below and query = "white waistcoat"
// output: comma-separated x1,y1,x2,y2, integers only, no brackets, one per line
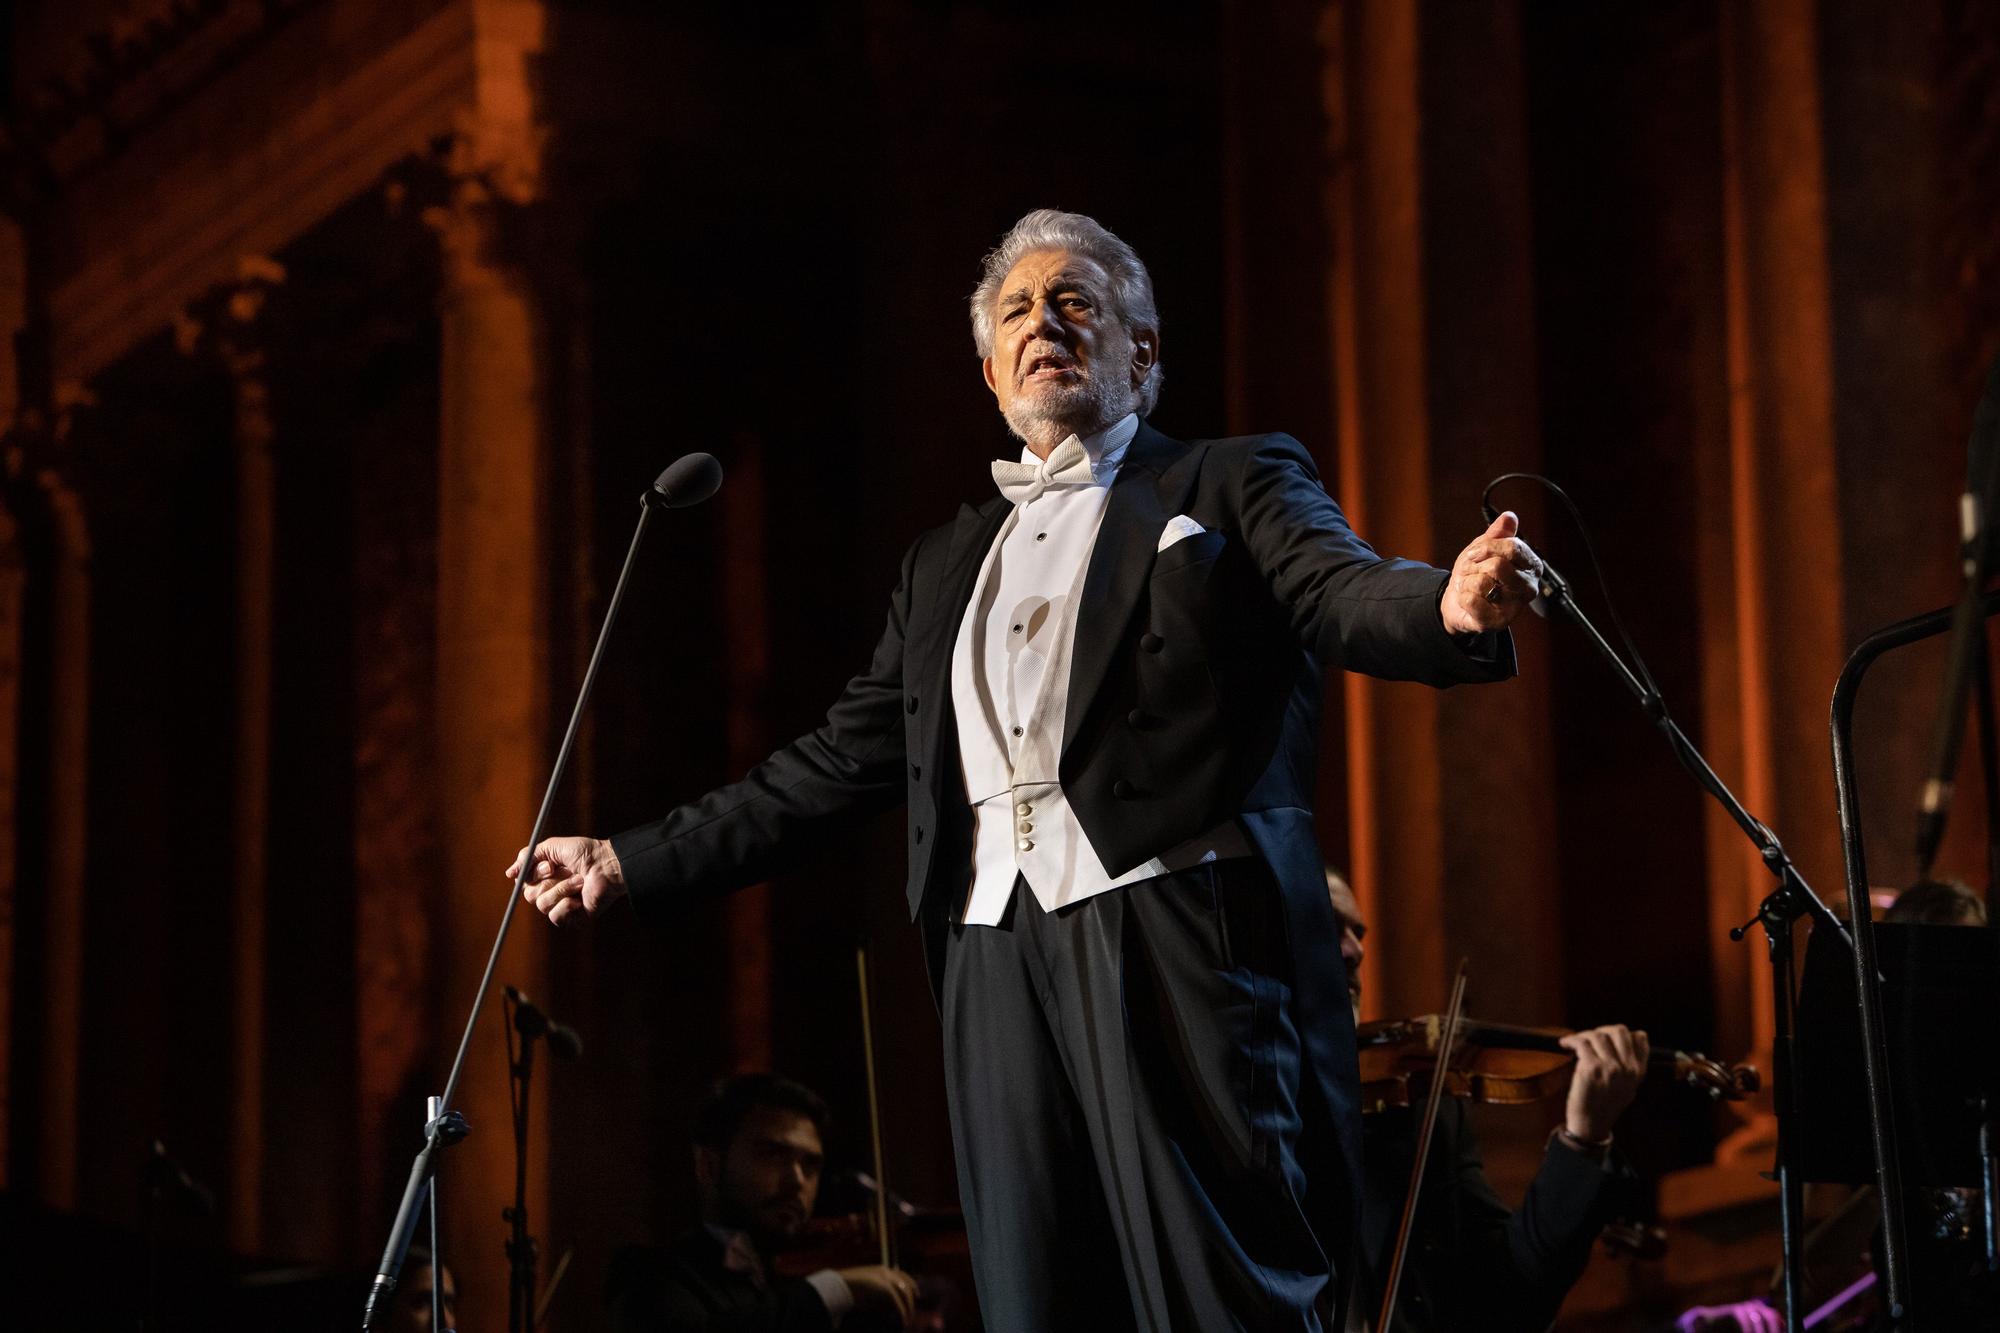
950,416,1246,926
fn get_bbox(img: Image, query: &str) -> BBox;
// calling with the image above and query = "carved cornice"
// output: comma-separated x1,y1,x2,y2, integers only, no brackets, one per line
2,1,322,207
45,2,484,388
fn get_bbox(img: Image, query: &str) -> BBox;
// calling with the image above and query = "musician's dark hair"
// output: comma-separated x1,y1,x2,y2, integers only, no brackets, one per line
1886,877,1988,926
693,1072,831,1151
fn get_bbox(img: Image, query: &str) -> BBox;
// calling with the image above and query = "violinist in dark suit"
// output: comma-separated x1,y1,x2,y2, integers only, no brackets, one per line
515,209,1544,1331
1327,869,1643,1332
607,1074,919,1333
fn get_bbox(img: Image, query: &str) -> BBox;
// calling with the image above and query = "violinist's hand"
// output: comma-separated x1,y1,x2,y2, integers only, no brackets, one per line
507,836,626,925
1441,510,1544,634
836,1265,920,1327
1559,1023,1648,1145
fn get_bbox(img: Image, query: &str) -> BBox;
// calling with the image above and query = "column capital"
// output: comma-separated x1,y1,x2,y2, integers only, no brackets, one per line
172,254,288,379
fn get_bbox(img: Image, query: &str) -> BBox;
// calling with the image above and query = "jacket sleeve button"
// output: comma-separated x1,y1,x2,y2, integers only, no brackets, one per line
914,826,925,844
911,764,921,780
907,695,920,714
1127,709,1149,729
1139,632,1164,653
1113,779,1137,799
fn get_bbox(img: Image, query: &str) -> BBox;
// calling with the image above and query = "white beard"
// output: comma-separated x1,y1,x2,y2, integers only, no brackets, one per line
1002,337,1138,452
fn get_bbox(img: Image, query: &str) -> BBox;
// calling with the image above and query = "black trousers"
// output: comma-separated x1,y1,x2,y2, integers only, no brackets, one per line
941,859,1332,1333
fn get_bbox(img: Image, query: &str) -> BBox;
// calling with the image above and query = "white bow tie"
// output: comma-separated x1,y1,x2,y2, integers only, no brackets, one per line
991,436,1097,506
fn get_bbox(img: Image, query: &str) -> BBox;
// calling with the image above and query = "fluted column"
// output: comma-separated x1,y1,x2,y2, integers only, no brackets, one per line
37,466,90,1211
425,6,552,1319
212,256,286,1255
0,499,19,1189
0,214,23,1190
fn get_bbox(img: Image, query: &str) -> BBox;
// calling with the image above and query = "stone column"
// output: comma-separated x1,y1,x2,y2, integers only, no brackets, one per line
207,256,287,1255
424,5,552,1314
0,499,19,1189
0,214,24,1189
36,462,90,1211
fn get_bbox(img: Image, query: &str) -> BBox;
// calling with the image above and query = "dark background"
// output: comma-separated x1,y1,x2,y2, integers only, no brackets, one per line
1,2,1997,1329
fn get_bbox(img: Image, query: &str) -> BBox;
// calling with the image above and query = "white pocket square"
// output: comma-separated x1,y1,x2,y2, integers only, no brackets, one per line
1157,514,1206,552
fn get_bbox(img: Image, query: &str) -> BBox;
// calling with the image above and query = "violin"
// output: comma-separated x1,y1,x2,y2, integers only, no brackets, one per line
1356,1013,1760,1112
765,944,975,1330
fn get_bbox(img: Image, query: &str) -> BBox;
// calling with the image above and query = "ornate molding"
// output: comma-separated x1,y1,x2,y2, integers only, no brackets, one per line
45,3,481,388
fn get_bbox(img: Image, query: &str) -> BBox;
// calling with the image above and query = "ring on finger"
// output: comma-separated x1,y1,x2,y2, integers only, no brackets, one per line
1482,578,1504,605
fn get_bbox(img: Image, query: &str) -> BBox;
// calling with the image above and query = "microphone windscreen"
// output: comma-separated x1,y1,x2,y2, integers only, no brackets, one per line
547,1024,584,1061
652,453,724,508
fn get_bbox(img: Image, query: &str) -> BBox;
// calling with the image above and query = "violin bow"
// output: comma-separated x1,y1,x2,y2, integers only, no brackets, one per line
1374,957,1471,1331
855,942,896,1269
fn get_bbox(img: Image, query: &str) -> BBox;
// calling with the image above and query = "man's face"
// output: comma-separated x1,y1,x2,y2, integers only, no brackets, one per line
398,1262,456,1333
982,248,1154,451
1326,871,1367,1018
697,1108,825,1248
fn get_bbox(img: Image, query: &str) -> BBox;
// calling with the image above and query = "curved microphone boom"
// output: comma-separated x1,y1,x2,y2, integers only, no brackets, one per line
362,452,722,1330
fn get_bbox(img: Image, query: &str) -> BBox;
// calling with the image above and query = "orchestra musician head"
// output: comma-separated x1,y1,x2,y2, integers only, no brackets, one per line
1324,866,1367,1019
392,1247,456,1333
1886,876,1988,927
691,1072,832,1254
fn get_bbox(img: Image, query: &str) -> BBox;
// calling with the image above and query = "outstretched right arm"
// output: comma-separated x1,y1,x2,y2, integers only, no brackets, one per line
513,536,923,926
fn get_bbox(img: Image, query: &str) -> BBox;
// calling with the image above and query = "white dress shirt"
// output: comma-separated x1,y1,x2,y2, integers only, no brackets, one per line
950,413,1248,926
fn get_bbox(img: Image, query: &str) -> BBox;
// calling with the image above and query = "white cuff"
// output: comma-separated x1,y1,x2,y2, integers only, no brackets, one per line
804,1269,854,1325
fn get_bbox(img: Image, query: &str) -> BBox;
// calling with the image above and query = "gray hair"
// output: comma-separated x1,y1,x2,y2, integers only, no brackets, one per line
969,209,1163,416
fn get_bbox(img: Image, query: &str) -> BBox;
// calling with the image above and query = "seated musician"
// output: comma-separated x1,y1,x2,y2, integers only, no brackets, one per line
1885,874,1986,926
1328,867,1644,1332
607,1073,919,1332
390,1247,456,1333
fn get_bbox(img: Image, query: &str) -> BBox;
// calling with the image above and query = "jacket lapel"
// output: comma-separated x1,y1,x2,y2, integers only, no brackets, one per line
919,497,1010,765
1061,422,1199,758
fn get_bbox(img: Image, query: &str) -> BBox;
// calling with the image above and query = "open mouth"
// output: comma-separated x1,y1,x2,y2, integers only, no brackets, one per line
1023,353,1077,384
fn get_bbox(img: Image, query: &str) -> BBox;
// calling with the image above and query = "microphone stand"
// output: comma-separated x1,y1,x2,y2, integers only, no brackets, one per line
427,1096,448,1333
504,990,539,1333
362,460,715,1329
1528,553,1855,1333
1913,354,2000,890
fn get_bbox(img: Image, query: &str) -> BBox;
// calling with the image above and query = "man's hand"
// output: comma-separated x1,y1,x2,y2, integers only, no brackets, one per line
835,1265,921,1328
507,836,627,926
1559,1023,1649,1144
1441,510,1545,634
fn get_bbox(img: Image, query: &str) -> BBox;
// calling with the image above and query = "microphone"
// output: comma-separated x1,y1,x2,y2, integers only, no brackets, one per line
1915,352,2000,875
144,1139,215,1215
648,452,724,509
506,985,583,1060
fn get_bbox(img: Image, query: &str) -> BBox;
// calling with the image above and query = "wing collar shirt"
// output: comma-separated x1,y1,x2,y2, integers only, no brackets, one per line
951,412,1248,927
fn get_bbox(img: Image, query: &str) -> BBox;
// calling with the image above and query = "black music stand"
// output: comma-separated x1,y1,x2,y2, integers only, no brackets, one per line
1798,922,2000,1190
1796,921,2000,1326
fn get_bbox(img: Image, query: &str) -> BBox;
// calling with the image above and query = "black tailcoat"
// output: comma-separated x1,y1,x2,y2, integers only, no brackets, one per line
612,422,1513,1296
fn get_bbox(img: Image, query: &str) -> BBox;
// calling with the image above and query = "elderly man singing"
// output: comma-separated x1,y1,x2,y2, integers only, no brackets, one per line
511,209,1542,1331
